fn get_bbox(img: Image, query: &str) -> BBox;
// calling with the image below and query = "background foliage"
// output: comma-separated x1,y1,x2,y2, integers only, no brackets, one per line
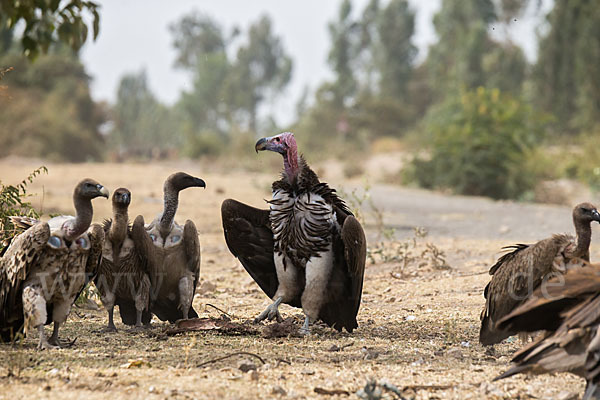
2,0,600,199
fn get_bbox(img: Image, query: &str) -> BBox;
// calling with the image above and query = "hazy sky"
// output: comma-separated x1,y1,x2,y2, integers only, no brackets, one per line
80,0,548,125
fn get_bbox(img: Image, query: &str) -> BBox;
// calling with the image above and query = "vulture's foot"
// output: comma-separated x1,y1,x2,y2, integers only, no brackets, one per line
254,297,284,323
299,316,311,336
48,336,77,348
128,325,146,333
98,324,118,333
36,325,58,350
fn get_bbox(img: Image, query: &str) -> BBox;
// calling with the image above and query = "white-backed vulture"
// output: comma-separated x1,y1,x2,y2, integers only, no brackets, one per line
143,172,205,323
221,132,366,334
480,202,600,345
0,179,108,349
495,265,600,400
95,188,152,331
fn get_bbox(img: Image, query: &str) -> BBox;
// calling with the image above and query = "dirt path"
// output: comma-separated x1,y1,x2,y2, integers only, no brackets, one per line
0,160,596,400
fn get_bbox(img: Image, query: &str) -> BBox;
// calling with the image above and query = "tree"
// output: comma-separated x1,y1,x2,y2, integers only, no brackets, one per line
0,0,100,58
0,48,105,161
110,70,178,158
225,15,292,132
375,0,416,102
534,0,600,133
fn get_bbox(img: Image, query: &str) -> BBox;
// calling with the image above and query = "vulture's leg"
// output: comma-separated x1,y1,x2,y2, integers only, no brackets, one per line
100,291,117,332
22,285,54,350
133,275,150,329
299,246,334,335
255,254,300,323
178,275,194,320
48,300,75,347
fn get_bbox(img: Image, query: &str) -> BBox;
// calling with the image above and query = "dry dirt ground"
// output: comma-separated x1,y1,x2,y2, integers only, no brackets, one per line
1,158,598,400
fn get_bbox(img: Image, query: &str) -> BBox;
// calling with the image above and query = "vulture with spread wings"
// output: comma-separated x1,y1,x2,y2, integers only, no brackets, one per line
221,132,366,334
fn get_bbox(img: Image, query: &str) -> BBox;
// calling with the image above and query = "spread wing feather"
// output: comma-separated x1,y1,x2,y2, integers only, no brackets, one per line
221,199,282,303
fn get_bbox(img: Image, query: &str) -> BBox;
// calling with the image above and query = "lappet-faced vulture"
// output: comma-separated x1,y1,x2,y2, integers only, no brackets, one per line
495,265,600,400
0,179,108,349
480,203,600,345
221,132,366,334
95,188,153,331
141,172,205,323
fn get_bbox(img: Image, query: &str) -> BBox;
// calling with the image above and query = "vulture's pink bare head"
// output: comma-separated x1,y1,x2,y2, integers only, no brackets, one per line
255,132,299,179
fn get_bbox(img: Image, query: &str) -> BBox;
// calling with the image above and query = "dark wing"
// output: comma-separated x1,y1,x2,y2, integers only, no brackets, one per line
494,267,600,383
183,219,200,319
86,223,104,279
1,216,42,257
479,236,565,345
319,208,367,332
0,222,49,341
221,199,280,301
113,215,153,325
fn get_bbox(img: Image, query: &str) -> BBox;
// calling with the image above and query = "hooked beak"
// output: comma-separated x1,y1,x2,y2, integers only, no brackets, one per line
98,185,109,199
255,137,267,153
194,178,206,189
593,209,600,223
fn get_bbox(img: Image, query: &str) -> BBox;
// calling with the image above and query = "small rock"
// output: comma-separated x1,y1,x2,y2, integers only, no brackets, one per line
446,347,463,359
361,347,379,360
43,385,51,391
48,368,60,376
386,297,396,303
460,341,471,348
249,370,259,381
479,382,504,397
198,281,217,295
239,362,257,373
301,369,315,375
555,391,579,400
405,315,416,321
272,385,287,396
148,386,157,393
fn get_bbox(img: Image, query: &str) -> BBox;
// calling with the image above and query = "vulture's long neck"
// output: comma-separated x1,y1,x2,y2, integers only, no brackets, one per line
159,183,178,239
572,217,592,260
283,146,300,184
67,194,93,241
110,204,129,264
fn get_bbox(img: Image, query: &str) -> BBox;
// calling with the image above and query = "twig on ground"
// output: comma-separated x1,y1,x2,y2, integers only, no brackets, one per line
205,303,235,319
197,351,265,368
455,271,488,278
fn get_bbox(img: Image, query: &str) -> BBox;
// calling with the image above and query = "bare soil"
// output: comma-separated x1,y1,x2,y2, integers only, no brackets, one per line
0,158,596,400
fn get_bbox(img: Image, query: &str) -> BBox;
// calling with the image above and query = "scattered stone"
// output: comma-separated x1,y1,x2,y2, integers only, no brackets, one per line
148,386,157,393
405,315,416,321
302,369,315,375
361,347,379,360
198,281,217,295
272,385,287,396
239,362,257,373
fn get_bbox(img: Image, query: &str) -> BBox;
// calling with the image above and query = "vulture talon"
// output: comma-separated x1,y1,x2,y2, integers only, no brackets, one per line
255,297,283,323
299,316,311,335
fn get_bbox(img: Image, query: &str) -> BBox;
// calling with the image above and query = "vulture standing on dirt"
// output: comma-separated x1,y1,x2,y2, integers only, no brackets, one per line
0,179,108,348
495,266,600,400
480,202,600,345
221,132,367,334
95,188,152,331
143,172,205,323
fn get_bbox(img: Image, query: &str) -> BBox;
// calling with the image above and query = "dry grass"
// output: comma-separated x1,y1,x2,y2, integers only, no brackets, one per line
0,159,586,399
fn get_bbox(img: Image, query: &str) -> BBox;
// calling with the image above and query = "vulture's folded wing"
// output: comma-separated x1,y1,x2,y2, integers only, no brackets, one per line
0,222,49,341
86,223,105,278
131,215,155,276
221,199,278,299
341,215,367,319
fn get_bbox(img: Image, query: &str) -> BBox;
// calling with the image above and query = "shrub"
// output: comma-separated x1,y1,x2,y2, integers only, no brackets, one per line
410,87,546,199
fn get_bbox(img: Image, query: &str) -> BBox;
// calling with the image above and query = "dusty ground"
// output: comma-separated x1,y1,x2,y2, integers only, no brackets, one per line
0,157,597,400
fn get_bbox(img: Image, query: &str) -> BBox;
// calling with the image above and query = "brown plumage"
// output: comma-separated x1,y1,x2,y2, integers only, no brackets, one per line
143,172,205,323
0,179,108,348
494,265,600,399
480,202,600,345
95,188,152,330
221,132,366,334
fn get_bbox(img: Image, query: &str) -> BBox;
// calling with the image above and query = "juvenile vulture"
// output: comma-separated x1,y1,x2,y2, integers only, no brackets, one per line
221,132,366,334
95,188,152,331
0,179,108,348
495,265,600,400
480,202,600,345
143,172,205,323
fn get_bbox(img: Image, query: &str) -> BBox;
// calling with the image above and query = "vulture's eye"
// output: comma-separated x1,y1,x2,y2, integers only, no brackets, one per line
48,236,62,249
274,137,280,142
76,237,90,249
150,234,157,242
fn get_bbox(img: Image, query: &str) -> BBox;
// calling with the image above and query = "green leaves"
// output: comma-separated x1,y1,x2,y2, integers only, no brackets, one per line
411,87,545,200
0,0,100,59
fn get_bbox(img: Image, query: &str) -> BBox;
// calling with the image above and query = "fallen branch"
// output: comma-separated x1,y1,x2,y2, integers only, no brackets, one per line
197,351,265,368
205,303,235,320
314,387,350,396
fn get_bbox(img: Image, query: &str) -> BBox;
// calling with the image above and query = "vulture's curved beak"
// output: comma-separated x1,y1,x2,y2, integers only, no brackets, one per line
98,185,110,199
194,178,206,189
592,209,600,223
255,137,267,153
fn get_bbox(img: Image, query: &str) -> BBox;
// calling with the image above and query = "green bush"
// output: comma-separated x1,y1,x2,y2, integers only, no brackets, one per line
410,87,545,199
